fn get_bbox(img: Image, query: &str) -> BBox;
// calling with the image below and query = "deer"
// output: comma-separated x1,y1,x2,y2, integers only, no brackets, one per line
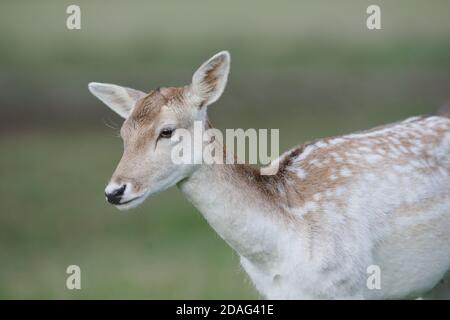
88,51,450,299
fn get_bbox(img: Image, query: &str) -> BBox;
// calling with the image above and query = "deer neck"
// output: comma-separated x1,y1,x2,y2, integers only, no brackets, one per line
177,142,285,264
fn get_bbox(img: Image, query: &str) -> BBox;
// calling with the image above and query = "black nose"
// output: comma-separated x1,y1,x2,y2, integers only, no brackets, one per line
105,184,126,205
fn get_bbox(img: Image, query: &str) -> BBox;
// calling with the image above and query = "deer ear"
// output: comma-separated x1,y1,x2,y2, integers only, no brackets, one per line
88,82,146,119
191,51,230,107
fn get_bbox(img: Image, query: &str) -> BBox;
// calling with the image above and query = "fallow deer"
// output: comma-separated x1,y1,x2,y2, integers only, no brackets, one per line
88,51,450,299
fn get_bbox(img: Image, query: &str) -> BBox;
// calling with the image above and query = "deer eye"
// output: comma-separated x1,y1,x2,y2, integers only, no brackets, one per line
159,128,174,139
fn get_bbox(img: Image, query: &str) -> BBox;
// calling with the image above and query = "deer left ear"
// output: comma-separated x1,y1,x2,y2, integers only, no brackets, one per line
191,51,230,107
88,82,146,119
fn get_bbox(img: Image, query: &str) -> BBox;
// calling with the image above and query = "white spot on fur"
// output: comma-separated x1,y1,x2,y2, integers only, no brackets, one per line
340,167,353,177
313,193,322,201
365,154,384,164
294,168,308,179
303,201,318,212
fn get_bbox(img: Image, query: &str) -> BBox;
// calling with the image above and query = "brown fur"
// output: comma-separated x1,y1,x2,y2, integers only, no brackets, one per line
131,87,187,124
204,56,225,93
227,114,450,218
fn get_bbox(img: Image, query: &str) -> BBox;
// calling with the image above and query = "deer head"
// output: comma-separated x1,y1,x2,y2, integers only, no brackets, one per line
88,51,230,209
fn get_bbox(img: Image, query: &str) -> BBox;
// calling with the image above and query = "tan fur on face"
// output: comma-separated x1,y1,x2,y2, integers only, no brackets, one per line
120,87,187,143
129,87,186,124
130,90,167,126
112,86,190,193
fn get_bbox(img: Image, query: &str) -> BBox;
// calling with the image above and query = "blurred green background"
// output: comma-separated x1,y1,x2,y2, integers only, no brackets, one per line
0,0,449,299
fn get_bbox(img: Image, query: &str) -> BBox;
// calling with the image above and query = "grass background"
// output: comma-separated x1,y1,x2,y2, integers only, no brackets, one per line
0,0,449,299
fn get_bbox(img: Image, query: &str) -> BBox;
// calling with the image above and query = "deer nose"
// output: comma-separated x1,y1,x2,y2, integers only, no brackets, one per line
105,184,127,205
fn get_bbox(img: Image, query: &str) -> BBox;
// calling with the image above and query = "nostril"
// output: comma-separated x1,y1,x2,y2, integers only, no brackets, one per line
115,184,126,196
105,184,127,205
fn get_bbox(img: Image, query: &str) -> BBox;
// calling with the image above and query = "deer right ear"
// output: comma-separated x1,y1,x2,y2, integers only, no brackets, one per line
191,51,230,107
88,82,146,119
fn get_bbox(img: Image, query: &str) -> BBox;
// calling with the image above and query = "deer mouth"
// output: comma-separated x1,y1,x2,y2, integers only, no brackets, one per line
117,195,143,205
114,195,146,210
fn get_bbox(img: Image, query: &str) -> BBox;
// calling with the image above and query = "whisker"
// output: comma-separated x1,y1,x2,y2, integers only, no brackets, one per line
102,117,119,130
102,117,121,137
